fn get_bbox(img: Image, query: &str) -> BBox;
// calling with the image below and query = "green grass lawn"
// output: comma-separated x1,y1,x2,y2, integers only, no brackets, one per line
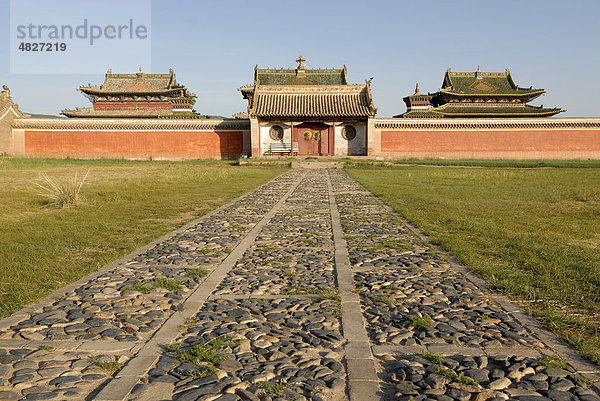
0,157,286,319
347,163,600,365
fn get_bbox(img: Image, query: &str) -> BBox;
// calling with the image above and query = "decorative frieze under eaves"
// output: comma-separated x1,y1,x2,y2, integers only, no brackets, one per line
12,118,251,131
374,118,600,130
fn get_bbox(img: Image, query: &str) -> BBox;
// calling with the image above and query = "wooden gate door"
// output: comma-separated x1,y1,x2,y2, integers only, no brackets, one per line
293,123,331,155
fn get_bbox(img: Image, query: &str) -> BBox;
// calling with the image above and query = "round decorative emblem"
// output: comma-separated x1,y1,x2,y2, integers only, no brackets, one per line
341,125,357,140
313,131,321,141
269,125,284,140
303,130,313,140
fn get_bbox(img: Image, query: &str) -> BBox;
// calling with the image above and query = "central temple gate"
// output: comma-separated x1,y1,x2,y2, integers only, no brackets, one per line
294,122,330,155
241,56,377,157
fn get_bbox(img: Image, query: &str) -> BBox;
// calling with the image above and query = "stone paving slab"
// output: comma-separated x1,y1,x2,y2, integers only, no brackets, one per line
0,169,599,401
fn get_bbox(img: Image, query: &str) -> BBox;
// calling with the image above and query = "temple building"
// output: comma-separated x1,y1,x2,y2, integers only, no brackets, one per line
61,68,204,119
239,56,377,156
396,67,564,118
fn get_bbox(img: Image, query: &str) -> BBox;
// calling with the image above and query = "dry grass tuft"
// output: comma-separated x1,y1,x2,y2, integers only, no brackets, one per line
34,170,89,208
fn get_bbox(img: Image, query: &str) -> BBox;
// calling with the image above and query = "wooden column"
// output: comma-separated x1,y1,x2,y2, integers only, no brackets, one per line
291,121,294,155
257,118,261,156
331,122,335,156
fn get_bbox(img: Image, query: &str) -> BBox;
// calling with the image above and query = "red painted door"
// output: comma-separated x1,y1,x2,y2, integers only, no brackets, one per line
294,123,331,155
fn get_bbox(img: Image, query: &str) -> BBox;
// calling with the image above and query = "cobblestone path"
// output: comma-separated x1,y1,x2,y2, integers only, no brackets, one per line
0,170,599,401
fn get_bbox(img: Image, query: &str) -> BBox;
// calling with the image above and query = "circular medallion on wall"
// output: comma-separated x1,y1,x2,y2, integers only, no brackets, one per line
314,131,321,141
269,125,284,140
341,125,357,140
303,130,313,140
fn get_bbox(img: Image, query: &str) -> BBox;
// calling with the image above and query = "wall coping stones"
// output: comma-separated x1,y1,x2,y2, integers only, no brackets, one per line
375,117,600,130
12,118,250,131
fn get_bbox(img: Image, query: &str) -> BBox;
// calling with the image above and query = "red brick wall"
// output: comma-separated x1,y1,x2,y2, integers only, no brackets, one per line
379,129,600,159
24,130,244,159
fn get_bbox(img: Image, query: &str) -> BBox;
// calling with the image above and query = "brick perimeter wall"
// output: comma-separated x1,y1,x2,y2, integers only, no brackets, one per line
24,130,244,160
379,129,600,159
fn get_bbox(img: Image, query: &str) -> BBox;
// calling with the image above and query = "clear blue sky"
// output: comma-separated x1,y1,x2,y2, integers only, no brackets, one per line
1,0,599,117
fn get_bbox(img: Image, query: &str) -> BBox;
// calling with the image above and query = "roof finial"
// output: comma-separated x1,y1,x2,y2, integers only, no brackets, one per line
415,83,420,95
139,66,142,73
477,65,480,73
296,55,306,69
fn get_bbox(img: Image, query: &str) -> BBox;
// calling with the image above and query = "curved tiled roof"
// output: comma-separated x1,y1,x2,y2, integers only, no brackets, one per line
61,107,206,119
396,104,563,118
78,70,192,96
255,68,347,86
440,69,544,97
393,109,443,118
250,85,376,118
432,104,563,118
62,107,172,118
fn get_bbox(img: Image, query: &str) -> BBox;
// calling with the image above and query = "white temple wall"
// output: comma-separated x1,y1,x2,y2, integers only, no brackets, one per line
334,122,366,156
259,122,292,155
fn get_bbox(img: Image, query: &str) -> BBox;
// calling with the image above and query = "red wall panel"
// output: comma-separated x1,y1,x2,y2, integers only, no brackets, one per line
24,130,244,159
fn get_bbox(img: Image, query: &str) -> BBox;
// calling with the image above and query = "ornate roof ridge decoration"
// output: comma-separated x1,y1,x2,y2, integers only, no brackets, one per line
0,86,29,119
255,85,368,93
448,71,512,78
13,118,250,130
255,68,346,74
375,118,600,130
104,73,174,78
365,79,377,116
79,88,189,94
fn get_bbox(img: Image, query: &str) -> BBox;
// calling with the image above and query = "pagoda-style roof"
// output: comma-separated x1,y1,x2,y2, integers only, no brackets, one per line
62,107,171,118
251,85,376,119
438,68,544,100
62,69,204,118
402,83,433,109
241,56,376,119
78,68,195,97
396,104,563,118
248,55,348,88
395,109,443,119
253,67,347,86
61,106,206,119
396,68,564,118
